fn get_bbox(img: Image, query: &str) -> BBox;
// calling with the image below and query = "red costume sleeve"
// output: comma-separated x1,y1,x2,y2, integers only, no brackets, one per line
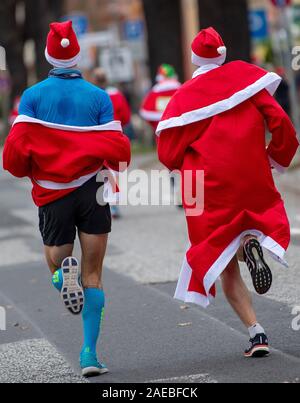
157,117,210,171
3,131,31,178
102,131,131,171
252,89,299,171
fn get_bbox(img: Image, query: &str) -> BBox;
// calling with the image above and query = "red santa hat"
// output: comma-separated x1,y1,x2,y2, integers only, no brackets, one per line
45,21,81,68
191,27,227,67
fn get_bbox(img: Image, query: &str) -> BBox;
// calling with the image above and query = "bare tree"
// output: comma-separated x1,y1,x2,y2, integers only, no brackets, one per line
24,0,65,81
0,0,27,102
0,0,66,103
198,0,251,62
142,0,184,83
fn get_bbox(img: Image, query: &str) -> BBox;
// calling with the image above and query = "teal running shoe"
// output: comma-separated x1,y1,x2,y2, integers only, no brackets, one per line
80,352,108,378
61,257,84,315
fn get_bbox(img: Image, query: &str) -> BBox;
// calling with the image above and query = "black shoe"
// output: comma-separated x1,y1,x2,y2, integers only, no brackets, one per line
243,239,272,295
244,333,270,358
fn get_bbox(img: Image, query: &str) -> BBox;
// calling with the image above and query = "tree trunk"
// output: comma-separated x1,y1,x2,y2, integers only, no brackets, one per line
25,0,65,81
47,0,65,20
198,0,251,62
142,0,184,83
0,0,65,111
0,0,27,103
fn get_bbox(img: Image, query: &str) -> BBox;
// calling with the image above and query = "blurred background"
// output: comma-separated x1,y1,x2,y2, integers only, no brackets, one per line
1,0,300,144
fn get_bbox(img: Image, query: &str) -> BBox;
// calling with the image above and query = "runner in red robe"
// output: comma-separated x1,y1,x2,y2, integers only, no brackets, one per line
107,87,131,128
140,64,181,131
157,27,299,358
92,68,131,128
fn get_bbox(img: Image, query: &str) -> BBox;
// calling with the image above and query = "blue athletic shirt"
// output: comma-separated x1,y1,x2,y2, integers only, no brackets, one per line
19,68,114,126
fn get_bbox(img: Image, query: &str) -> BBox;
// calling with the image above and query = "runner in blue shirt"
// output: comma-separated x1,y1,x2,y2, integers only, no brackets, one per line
18,21,114,377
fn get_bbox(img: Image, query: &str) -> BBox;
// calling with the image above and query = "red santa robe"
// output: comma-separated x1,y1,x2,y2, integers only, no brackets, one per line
3,115,131,207
107,87,131,128
140,79,181,131
157,61,299,307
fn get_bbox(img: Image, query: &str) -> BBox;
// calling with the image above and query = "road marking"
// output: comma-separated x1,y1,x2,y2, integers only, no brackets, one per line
0,238,43,267
0,226,36,240
291,228,300,236
11,208,38,228
0,338,87,383
147,373,217,383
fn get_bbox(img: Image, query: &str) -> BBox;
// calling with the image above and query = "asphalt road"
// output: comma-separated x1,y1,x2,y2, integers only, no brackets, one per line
0,154,300,383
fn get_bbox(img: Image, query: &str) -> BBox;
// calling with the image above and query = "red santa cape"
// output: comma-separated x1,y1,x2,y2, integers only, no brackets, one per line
140,79,181,131
107,87,131,128
157,61,299,307
3,115,131,207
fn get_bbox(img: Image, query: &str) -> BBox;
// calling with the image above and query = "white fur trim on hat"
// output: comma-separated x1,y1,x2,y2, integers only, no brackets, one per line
45,48,81,68
61,38,70,48
191,50,227,67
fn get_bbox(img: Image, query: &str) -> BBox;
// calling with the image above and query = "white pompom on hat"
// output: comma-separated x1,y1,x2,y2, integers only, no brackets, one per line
61,38,70,48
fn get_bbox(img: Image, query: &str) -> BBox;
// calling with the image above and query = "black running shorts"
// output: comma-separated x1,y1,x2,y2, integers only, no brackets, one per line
38,176,111,246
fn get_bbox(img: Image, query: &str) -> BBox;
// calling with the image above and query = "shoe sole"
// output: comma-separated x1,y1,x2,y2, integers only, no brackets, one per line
243,239,272,295
82,366,109,378
244,345,270,358
61,257,84,315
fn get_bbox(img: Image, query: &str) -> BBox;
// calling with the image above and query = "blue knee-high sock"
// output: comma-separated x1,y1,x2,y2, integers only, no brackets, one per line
81,288,105,356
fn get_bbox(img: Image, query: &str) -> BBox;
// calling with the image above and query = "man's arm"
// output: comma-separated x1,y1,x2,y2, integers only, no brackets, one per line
97,90,114,125
157,122,208,171
252,89,299,173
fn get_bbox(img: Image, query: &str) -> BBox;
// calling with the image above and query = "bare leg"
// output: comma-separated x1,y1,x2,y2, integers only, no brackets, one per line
78,232,108,288
44,244,74,274
221,256,257,328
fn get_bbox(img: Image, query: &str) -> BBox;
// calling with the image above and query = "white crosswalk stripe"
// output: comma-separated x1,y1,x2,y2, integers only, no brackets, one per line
0,206,42,268
0,338,87,383
0,226,35,239
11,208,39,228
0,238,43,268
291,228,300,236
148,373,217,383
